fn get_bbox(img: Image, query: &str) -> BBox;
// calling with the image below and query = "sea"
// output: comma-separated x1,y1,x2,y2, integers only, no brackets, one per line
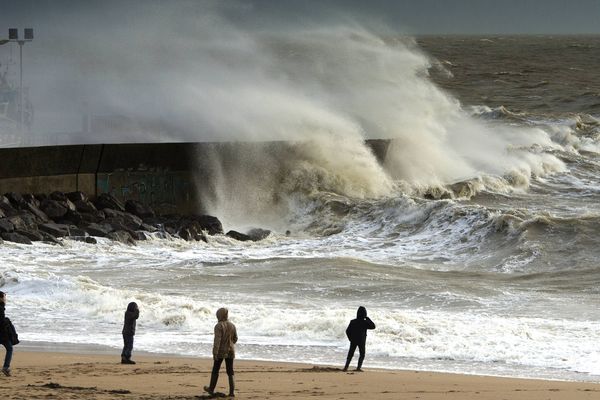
2,34,600,382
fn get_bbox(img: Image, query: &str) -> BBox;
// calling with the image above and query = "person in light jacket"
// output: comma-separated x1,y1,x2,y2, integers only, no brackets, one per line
121,302,139,364
0,291,13,376
204,307,238,397
343,306,375,372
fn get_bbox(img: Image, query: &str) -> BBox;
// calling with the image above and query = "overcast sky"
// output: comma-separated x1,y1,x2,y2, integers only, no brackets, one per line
0,0,598,139
1,0,600,35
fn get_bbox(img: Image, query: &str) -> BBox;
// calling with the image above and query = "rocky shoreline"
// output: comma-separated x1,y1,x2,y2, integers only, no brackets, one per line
0,191,269,246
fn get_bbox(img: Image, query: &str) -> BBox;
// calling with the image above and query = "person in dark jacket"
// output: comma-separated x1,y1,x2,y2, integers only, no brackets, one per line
343,306,375,372
0,291,12,376
121,302,139,364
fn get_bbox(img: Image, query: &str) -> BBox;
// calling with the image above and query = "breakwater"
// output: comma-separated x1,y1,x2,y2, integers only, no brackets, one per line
0,140,389,214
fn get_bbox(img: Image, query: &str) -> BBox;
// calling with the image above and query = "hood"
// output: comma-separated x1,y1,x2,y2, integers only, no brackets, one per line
216,307,228,322
127,302,138,312
357,306,367,319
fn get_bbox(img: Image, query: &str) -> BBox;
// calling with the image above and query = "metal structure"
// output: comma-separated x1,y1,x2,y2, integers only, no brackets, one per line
7,28,34,135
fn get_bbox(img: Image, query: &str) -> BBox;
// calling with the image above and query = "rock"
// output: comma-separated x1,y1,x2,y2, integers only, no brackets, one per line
57,210,84,226
74,200,97,213
68,227,87,237
246,228,271,241
107,230,136,245
0,218,15,233
49,191,68,202
226,230,252,241
94,193,126,212
78,210,105,224
178,220,208,242
0,208,4,219
132,231,147,241
85,222,113,237
16,212,39,230
1,232,32,245
85,236,97,244
0,196,18,217
190,215,224,235
15,229,44,241
39,222,71,237
66,191,88,203
125,200,155,219
4,192,25,208
22,193,40,208
39,231,61,245
40,199,68,219
25,203,49,223
140,222,157,232
7,215,27,231
103,208,142,230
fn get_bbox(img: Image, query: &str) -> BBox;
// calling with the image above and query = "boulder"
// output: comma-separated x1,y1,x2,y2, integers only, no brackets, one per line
57,210,84,226
94,193,126,212
104,208,142,230
22,193,40,208
39,222,71,237
140,222,157,232
85,222,113,237
131,231,147,241
66,191,88,203
190,215,224,235
85,236,98,244
39,231,61,245
68,227,88,237
107,230,136,245
178,220,208,242
0,218,15,233
74,200,97,213
0,208,4,219
1,232,32,245
0,196,18,217
7,215,27,231
125,200,155,219
40,199,68,219
4,192,25,208
226,230,252,241
15,229,44,242
16,212,39,230
25,203,49,223
246,228,271,241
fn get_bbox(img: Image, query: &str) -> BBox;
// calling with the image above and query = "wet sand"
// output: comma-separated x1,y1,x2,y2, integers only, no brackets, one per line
0,350,599,399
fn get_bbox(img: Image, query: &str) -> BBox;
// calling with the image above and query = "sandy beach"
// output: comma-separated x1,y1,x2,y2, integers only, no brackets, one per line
0,349,598,400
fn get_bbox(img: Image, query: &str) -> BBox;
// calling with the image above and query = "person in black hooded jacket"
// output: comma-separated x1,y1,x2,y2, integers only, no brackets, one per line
121,302,139,364
343,306,375,372
0,291,13,376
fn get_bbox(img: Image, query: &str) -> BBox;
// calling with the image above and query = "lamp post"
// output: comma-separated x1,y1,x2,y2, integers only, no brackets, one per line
8,28,34,136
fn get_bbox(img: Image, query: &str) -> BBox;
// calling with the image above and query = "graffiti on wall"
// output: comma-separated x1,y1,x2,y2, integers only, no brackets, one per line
96,171,194,212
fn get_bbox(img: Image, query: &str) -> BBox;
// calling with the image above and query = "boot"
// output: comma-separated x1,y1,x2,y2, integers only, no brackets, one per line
356,355,364,371
228,375,235,397
204,372,218,395
343,357,351,372
121,357,135,365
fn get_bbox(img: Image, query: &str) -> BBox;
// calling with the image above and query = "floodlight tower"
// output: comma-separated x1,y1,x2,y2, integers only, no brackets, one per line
8,28,34,135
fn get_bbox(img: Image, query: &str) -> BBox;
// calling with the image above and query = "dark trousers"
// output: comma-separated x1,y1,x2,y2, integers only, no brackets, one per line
344,340,365,370
121,334,134,359
212,357,235,376
2,340,12,370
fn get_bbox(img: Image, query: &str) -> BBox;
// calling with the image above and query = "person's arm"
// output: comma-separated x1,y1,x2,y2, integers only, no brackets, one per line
365,317,375,330
345,321,352,340
133,308,140,320
213,324,222,359
232,324,238,344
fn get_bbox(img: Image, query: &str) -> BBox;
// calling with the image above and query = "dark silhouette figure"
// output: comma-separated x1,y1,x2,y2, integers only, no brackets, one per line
204,307,238,397
0,291,12,376
343,306,375,372
121,302,139,364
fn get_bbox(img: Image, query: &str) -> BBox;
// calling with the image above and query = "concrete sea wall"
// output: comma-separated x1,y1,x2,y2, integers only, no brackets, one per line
0,140,390,214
